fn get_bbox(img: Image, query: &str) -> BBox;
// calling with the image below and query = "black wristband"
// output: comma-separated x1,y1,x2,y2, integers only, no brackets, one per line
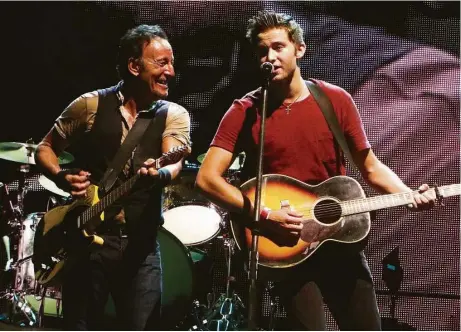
52,168,82,192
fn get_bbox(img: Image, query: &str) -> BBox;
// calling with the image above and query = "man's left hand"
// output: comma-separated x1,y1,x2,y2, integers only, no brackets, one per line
407,183,436,211
138,158,159,177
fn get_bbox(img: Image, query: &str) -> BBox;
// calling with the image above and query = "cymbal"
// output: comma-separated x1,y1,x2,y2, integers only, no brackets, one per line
196,153,207,164
0,142,74,165
38,175,70,197
197,151,245,170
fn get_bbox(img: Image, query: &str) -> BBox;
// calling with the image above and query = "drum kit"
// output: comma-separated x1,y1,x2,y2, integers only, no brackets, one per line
161,153,247,331
0,142,249,330
0,141,73,327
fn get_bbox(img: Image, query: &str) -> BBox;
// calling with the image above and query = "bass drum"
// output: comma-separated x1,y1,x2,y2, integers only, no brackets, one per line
158,227,195,329
102,227,195,329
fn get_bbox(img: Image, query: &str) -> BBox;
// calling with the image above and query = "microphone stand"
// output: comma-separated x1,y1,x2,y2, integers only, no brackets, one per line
248,73,271,330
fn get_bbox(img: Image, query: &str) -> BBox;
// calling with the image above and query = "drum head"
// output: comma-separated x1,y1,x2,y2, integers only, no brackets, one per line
162,203,222,246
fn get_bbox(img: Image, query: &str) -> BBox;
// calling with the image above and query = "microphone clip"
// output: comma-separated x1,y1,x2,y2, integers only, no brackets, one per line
260,62,273,87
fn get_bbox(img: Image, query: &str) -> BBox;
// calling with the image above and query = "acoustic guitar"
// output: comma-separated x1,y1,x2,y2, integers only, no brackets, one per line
230,174,459,269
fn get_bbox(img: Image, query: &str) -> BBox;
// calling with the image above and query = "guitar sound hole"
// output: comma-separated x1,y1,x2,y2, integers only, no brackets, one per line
313,199,342,224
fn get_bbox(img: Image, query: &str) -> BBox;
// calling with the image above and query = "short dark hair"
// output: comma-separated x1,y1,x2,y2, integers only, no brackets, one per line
116,24,168,80
246,10,304,47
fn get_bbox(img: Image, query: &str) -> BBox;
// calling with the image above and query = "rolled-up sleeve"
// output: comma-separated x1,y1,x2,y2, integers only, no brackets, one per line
163,103,191,147
54,91,98,142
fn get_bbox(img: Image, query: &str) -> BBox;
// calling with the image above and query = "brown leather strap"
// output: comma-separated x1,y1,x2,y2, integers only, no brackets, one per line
305,79,357,172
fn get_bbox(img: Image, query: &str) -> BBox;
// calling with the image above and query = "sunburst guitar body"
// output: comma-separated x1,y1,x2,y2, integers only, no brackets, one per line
230,174,460,270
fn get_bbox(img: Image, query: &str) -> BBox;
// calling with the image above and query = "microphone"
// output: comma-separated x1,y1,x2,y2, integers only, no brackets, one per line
260,62,273,78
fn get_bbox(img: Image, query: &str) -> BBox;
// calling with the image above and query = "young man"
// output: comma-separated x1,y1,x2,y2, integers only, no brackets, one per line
196,10,434,330
35,25,190,330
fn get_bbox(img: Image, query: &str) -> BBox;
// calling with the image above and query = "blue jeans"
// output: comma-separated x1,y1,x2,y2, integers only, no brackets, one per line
62,233,162,330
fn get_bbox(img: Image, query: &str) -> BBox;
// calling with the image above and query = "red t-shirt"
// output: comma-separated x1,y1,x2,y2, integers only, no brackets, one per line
211,80,370,184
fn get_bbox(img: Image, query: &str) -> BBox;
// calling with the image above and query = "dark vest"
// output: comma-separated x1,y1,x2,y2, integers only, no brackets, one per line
69,84,168,245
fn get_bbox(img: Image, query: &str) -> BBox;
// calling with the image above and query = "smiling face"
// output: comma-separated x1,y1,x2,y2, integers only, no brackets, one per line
129,37,175,100
255,27,305,84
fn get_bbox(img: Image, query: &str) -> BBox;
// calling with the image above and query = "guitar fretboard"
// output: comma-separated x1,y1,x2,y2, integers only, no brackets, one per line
341,184,460,216
81,174,140,224
79,148,184,225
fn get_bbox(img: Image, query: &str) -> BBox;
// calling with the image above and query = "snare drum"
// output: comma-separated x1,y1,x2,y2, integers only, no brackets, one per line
16,212,63,317
162,202,222,246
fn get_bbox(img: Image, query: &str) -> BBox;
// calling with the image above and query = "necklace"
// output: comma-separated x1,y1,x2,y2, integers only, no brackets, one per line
282,93,302,114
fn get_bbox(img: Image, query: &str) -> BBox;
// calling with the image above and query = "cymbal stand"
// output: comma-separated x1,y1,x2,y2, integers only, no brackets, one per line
16,164,31,216
16,138,35,217
1,183,22,232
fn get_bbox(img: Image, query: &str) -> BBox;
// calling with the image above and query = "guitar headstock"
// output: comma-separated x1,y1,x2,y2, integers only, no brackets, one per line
158,144,191,167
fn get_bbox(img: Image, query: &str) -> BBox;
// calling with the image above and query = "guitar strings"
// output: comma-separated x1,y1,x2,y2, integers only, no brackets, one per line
286,189,427,217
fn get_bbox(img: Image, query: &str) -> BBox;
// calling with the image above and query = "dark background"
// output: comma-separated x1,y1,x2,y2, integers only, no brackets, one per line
0,1,459,330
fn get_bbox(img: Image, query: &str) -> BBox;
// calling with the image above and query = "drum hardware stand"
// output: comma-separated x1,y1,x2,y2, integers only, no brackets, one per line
186,236,246,331
36,285,50,328
17,164,30,215
0,167,40,328
16,139,34,217
213,236,245,331
0,256,38,327
207,236,246,331
1,181,24,231
0,287,38,327
264,282,282,331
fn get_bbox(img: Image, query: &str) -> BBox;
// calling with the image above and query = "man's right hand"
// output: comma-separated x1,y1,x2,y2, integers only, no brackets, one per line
54,169,91,198
259,208,304,246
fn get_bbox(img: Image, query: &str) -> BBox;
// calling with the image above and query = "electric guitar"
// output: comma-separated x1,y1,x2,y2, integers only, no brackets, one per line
230,174,460,270
33,145,189,286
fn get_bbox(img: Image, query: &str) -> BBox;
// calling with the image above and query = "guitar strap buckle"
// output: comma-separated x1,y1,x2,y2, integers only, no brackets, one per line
433,183,445,207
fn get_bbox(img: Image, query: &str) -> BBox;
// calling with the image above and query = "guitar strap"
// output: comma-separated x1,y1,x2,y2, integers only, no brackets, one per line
99,101,165,194
305,79,357,173
305,80,372,252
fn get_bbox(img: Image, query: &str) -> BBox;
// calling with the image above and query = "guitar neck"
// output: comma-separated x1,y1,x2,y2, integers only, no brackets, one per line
341,184,460,216
81,155,168,224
